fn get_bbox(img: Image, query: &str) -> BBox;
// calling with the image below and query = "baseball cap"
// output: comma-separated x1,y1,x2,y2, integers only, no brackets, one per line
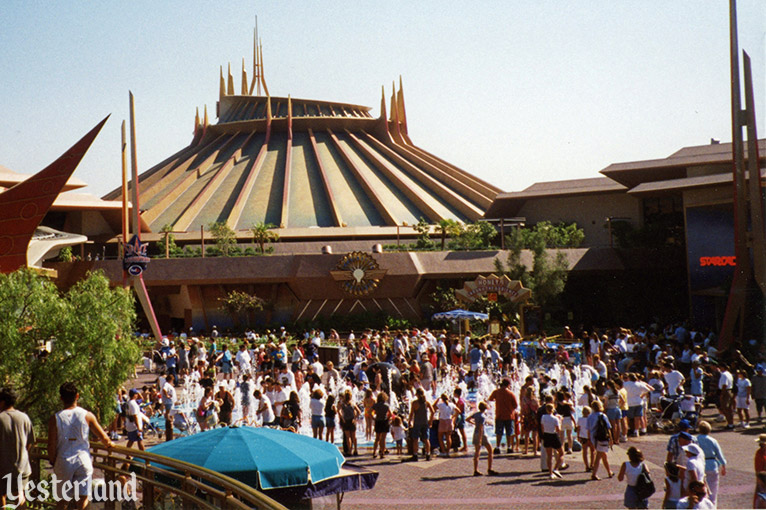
129,388,140,397
678,431,693,441
678,419,691,430
682,444,702,457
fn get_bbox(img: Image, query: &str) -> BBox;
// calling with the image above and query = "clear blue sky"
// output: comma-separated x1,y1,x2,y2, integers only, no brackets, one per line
1,1,765,198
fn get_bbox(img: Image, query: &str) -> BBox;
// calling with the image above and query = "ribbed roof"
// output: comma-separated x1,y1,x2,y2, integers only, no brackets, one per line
104,85,501,235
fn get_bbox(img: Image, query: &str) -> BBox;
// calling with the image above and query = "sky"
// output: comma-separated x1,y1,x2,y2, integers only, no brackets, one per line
1,1,765,199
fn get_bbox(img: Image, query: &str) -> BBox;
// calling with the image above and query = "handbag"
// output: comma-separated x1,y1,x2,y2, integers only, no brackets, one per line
634,464,656,500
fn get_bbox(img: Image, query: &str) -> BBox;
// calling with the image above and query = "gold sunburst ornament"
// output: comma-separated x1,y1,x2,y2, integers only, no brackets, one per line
330,251,387,296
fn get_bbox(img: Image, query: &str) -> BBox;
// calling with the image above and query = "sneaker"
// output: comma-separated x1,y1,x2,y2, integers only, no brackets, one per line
507,447,513,454
402,455,418,462
425,453,431,461
553,470,563,479
620,435,628,442
487,469,499,475
493,447,500,454
744,423,751,429
726,424,736,430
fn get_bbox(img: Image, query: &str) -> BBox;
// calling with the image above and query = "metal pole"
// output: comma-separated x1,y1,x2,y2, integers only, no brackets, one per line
500,218,505,250
201,225,205,257
129,92,140,239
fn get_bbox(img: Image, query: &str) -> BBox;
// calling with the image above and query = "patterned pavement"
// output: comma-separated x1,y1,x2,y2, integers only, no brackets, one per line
342,410,760,509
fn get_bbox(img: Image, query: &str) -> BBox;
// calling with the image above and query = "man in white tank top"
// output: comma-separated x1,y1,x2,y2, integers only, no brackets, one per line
47,382,114,509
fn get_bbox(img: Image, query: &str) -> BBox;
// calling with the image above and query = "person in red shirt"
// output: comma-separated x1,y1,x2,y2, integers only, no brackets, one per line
755,435,766,508
489,378,519,454
756,434,766,474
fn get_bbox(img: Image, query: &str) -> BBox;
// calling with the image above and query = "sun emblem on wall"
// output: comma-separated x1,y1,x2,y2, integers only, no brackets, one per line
329,251,387,296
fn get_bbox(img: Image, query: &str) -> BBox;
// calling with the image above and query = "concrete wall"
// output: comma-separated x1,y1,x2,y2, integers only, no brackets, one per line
517,192,641,248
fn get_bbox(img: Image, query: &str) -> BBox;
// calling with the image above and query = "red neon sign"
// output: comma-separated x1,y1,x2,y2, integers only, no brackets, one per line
699,256,736,267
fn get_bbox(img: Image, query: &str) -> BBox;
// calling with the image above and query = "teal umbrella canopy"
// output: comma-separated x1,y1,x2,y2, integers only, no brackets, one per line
432,309,489,321
148,426,345,490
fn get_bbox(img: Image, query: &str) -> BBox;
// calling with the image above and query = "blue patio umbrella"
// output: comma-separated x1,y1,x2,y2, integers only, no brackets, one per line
432,309,489,322
147,426,345,490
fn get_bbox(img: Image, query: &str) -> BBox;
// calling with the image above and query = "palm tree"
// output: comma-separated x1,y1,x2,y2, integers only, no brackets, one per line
250,222,279,254
436,219,461,250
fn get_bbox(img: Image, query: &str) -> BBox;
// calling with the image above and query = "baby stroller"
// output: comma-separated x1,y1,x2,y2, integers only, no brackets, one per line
648,394,699,433
172,409,199,437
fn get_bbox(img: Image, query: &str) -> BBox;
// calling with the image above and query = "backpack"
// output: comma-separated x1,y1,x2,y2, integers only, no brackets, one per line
594,414,610,442
341,403,356,423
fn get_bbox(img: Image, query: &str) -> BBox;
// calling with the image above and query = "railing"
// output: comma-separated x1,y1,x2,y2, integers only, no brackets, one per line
28,440,288,510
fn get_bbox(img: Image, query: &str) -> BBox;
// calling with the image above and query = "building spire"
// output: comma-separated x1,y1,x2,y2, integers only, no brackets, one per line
227,63,235,95
241,58,249,95
259,39,269,96
249,17,269,96
219,66,226,100
398,76,408,134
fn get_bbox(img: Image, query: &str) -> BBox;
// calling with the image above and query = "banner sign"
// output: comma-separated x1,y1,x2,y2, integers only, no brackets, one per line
455,274,531,303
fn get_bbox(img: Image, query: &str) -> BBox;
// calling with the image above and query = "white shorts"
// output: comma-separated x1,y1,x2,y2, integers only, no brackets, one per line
470,363,481,373
595,440,610,453
736,396,749,409
562,417,574,431
54,453,93,500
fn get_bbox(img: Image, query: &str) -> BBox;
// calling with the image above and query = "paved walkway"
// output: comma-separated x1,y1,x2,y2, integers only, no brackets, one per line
342,413,759,509
125,370,758,509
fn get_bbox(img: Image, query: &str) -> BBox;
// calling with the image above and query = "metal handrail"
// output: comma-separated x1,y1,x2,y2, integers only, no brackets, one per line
30,440,288,510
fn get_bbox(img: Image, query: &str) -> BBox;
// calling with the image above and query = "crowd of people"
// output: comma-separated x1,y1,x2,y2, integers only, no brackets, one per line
3,321,766,508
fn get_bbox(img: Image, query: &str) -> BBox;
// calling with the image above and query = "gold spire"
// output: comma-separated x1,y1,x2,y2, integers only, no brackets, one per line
398,76,407,133
259,40,269,96
379,85,387,121
251,18,261,95
227,63,235,95
241,58,248,95
194,107,200,136
390,81,397,123
287,95,293,140
203,105,209,127
219,66,226,100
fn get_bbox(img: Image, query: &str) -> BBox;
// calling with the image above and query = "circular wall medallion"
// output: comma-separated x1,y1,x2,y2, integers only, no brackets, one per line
329,251,387,296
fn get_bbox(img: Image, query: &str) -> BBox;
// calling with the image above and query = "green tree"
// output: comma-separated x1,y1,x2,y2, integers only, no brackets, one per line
219,290,265,328
436,219,461,250
0,269,138,428
413,217,434,250
450,220,498,250
208,221,237,257
426,285,460,314
58,246,74,262
496,224,570,309
157,224,184,258
250,222,279,254
518,221,584,248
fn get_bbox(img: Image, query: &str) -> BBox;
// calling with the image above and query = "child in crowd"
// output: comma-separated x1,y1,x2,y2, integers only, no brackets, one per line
577,405,593,472
467,401,497,477
662,461,682,509
391,415,407,455
737,370,752,428
324,394,336,444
